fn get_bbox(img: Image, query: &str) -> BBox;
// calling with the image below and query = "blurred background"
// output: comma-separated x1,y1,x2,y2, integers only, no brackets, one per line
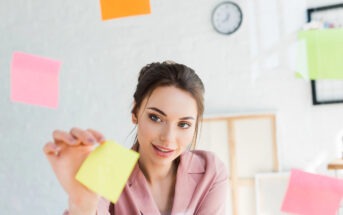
1,0,343,214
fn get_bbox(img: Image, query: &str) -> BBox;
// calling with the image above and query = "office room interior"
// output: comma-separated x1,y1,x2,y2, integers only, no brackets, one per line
1,0,343,214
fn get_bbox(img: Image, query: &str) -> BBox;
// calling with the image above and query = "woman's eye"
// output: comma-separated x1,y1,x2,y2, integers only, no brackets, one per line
179,122,191,129
149,114,161,122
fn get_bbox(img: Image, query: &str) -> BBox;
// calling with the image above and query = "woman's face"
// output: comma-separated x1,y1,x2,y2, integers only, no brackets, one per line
133,86,198,166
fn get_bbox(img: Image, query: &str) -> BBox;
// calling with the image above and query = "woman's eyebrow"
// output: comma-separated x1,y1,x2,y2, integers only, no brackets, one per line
147,107,195,120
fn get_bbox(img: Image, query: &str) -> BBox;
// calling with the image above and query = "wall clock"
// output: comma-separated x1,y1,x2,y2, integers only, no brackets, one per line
211,1,243,35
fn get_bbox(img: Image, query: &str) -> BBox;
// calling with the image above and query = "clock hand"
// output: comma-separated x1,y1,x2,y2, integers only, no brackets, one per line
223,14,230,22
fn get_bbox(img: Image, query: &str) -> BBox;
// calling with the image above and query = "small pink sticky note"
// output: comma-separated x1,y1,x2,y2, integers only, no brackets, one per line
281,169,343,215
10,52,61,108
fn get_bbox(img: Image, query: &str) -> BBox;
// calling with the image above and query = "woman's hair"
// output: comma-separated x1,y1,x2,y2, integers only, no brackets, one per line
131,61,205,149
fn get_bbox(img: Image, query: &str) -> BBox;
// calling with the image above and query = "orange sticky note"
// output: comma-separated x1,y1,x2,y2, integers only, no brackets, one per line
99,0,151,20
10,52,61,108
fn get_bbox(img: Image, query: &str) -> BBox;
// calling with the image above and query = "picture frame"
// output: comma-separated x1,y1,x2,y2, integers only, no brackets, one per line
307,3,343,105
196,112,279,215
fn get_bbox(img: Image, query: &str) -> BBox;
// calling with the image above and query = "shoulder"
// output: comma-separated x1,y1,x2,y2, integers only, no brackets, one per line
182,149,228,178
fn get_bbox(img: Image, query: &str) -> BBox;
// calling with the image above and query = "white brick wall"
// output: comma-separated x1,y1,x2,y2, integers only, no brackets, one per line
1,0,343,214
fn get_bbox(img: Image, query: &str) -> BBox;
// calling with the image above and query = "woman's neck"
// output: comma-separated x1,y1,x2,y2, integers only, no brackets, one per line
138,155,177,185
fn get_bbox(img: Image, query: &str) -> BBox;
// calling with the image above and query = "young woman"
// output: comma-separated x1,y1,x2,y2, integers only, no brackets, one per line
43,61,228,215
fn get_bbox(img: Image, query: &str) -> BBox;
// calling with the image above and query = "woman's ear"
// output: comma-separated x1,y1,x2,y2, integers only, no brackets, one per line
132,113,138,124
132,101,138,124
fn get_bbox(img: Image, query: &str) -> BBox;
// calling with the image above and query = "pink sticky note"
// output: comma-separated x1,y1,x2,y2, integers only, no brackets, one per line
10,52,61,108
281,169,343,215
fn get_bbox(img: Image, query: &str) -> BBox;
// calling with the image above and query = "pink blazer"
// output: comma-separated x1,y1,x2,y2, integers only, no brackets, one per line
64,144,228,215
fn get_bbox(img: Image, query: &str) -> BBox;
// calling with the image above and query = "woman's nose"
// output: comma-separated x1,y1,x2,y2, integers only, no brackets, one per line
159,123,176,143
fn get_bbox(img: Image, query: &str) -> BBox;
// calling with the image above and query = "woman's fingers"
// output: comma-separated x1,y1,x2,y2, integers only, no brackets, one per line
86,128,106,143
51,127,104,148
70,127,97,145
43,141,62,156
53,130,79,146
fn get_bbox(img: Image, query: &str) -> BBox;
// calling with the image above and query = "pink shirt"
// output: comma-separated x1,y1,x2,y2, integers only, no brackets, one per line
64,144,228,215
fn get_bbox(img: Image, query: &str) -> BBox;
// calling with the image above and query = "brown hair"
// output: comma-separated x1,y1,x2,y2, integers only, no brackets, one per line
131,61,205,149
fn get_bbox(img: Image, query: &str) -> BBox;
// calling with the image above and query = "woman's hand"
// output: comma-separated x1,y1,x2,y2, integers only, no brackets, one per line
43,127,105,214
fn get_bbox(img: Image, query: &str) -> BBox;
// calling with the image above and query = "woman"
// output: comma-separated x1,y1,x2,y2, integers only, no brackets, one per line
43,61,228,215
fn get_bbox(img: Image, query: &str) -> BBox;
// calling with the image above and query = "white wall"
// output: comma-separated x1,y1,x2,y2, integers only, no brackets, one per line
1,0,343,214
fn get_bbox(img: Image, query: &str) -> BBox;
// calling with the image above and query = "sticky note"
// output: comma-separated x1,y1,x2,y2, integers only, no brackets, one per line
298,29,343,80
10,52,61,108
295,38,309,80
75,140,139,203
281,169,343,215
99,0,151,20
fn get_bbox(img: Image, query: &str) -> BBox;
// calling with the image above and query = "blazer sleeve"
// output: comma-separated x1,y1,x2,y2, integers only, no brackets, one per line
62,197,111,215
195,160,229,215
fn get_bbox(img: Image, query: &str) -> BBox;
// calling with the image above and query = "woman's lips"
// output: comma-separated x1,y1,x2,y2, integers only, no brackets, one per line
152,144,175,158
153,144,175,151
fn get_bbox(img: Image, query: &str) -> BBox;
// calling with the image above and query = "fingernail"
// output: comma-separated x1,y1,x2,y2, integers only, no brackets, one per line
54,145,61,151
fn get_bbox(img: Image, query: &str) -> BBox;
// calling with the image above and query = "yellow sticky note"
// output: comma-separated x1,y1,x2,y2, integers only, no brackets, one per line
75,140,139,203
99,0,151,21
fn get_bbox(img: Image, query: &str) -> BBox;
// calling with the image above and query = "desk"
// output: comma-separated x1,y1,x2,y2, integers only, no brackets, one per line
328,159,343,177
328,159,343,170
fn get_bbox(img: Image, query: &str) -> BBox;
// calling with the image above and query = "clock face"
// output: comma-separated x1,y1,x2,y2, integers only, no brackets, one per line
212,1,243,35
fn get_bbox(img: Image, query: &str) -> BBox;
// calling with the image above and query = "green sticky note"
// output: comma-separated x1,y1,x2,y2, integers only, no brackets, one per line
295,38,309,80
298,29,343,80
75,140,139,203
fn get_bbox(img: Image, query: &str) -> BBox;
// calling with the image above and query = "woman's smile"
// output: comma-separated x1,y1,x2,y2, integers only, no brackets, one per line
152,143,175,158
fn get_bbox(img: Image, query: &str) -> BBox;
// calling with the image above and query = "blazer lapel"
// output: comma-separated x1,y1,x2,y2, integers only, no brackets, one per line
128,143,161,215
128,163,161,215
171,152,205,215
